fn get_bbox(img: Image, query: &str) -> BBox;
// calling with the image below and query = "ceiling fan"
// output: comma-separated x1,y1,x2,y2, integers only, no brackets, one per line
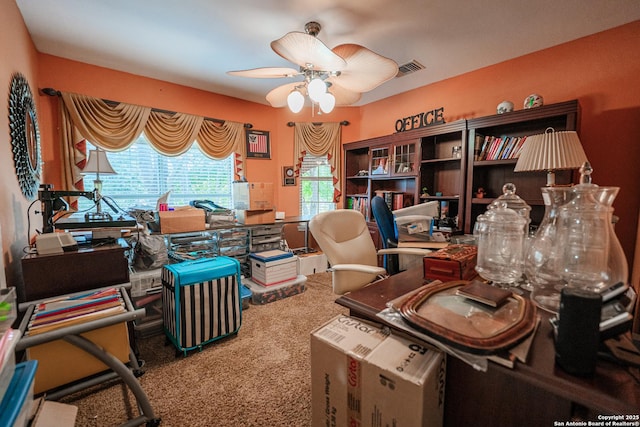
227,21,398,114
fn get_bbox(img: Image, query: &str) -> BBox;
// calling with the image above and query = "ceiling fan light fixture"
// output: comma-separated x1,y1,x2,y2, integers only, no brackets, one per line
287,89,305,113
307,77,327,102
319,92,335,113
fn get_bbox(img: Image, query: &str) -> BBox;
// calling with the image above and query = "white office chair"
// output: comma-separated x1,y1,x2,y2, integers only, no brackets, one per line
309,209,431,295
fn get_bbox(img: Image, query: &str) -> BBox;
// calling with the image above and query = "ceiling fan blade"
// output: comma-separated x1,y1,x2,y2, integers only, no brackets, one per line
227,67,301,79
271,32,347,71
330,44,398,93
326,81,362,106
265,82,304,108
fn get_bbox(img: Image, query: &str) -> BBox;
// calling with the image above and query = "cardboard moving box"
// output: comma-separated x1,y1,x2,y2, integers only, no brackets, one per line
297,252,327,275
233,182,274,210
249,250,298,286
311,315,389,427
362,333,446,427
311,315,446,427
158,208,205,234
236,209,275,225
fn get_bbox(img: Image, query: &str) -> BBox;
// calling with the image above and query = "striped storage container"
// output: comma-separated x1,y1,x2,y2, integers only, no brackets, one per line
162,257,242,356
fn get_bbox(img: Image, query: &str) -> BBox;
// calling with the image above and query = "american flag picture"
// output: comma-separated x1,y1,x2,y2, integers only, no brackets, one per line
246,130,270,158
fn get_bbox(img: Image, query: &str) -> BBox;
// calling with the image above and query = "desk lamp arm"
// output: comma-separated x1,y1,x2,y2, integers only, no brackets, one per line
38,184,96,233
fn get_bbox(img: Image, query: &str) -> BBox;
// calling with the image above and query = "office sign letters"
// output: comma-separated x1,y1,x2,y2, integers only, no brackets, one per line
395,107,445,132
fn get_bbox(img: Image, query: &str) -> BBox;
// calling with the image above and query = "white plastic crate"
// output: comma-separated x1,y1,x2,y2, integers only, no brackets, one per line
0,329,19,404
129,267,163,297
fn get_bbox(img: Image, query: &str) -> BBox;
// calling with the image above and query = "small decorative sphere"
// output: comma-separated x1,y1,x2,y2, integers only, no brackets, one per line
523,94,544,109
497,101,514,114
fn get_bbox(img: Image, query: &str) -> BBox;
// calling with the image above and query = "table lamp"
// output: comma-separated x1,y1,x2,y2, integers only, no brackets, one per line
514,127,588,186
82,147,116,220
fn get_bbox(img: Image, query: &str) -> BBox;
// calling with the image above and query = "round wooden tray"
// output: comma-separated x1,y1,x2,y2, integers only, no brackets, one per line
399,280,537,355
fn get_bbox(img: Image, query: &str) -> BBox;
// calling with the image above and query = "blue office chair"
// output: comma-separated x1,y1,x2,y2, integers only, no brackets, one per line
371,196,432,275
371,196,400,274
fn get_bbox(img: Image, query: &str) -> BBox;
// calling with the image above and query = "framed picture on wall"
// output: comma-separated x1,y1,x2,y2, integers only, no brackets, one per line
246,130,270,159
282,166,296,186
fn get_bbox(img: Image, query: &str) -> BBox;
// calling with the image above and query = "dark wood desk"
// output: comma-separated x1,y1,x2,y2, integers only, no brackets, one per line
336,267,640,426
20,240,130,302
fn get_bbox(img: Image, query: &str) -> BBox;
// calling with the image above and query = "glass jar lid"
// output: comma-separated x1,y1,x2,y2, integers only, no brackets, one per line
489,183,531,220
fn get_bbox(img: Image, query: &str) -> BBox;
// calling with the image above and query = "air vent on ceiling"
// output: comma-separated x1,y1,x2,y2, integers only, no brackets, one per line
396,60,425,77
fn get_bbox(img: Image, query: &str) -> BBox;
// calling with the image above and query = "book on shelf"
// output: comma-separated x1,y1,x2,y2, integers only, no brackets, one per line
510,136,528,158
499,137,515,159
476,135,529,161
347,195,369,219
473,134,485,160
477,135,491,160
491,137,507,160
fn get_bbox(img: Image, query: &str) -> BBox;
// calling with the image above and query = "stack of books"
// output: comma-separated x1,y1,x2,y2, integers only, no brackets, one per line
26,288,126,336
475,135,528,161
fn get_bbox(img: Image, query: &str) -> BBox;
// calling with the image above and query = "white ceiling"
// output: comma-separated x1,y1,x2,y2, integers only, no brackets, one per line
16,0,640,106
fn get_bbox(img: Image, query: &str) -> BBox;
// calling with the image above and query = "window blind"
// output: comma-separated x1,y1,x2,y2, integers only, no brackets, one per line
79,134,233,212
299,154,335,217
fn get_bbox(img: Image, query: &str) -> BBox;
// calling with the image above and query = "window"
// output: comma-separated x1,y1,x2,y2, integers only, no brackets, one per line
79,134,234,212
299,154,335,217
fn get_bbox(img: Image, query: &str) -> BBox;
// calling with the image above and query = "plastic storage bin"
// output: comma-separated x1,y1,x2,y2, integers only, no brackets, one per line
0,329,19,403
0,288,17,333
0,360,38,427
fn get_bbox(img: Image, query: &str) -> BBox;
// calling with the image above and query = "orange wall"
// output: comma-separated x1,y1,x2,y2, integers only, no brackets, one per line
37,54,362,214
0,1,40,288
356,20,640,269
2,0,639,289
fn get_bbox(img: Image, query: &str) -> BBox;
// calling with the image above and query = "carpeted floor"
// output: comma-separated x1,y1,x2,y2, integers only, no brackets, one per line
61,272,346,426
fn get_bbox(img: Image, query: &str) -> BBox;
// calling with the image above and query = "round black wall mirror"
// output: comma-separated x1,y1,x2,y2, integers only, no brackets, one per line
8,73,41,200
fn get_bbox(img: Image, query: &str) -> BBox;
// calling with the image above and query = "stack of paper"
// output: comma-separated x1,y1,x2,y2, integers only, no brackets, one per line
27,288,125,335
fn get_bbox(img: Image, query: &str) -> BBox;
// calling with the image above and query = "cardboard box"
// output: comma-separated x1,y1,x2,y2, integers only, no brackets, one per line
236,209,275,225
311,315,446,427
158,208,205,234
249,251,298,286
297,252,327,275
27,322,130,394
361,334,446,427
32,400,78,427
423,244,478,282
311,315,389,427
233,182,274,210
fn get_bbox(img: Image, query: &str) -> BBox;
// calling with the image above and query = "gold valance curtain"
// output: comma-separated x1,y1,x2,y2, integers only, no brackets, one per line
58,91,247,195
293,122,342,203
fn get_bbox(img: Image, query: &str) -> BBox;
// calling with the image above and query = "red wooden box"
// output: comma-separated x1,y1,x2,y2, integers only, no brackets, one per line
423,244,478,282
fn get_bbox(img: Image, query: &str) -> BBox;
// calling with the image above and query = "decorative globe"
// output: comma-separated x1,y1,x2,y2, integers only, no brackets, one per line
497,101,514,114
524,94,544,109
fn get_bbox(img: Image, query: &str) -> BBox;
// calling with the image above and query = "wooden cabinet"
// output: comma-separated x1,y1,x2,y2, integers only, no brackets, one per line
418,121,467,232
342,99,580,239
464,100,579,234
343,121,466,231
343,136,420,223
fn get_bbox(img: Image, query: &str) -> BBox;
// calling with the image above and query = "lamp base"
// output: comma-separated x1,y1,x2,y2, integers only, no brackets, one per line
85,211,113,222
